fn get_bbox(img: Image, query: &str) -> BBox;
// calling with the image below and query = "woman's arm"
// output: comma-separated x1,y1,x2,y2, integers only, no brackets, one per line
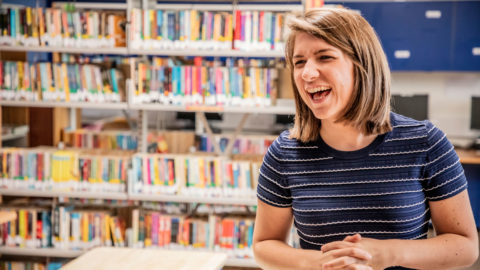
253,200,373,270
322,190,479,270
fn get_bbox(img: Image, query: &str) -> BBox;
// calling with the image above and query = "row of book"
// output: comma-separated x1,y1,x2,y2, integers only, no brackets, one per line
0,208,125,250
0,148,129,193
131,210,254,258
131,154,260,198
134,60,279,106
0,61,125,102
63,128,275,155
129,9,288,52
0,261,64,270
52,207,125,250
0,208,256,258
0,148,261,197
64,129,138,151
198,134,276,155
0,7,126,48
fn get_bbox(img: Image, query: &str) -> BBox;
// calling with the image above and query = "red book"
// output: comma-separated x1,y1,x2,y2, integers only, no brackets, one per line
234,10,241,47
259,11,264,42
37,153,43,181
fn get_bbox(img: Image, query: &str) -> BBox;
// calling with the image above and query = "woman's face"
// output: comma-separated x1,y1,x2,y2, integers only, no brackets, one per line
292,32,355,122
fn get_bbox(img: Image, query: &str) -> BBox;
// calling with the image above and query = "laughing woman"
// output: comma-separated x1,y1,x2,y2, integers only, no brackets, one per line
252,7,478,270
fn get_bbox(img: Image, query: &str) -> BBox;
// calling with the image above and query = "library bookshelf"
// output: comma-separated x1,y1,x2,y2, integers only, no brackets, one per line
0,0,304,268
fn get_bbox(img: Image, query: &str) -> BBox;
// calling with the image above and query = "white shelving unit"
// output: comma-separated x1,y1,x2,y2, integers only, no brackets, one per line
0,46,129,55
0,188,128,201
0,0,302,268
128,48,285,57
129,99,295,114
0,100,129,110
128,193,257,206
0,247,84,258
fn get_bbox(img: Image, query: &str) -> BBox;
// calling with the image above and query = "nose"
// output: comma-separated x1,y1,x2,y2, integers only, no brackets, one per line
301,60,319,81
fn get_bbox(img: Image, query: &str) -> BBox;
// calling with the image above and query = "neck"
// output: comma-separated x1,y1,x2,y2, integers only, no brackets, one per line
320,119,377,151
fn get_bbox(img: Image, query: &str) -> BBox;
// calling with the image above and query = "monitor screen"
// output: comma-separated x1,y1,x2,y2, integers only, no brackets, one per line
391,94,429,121
471,97,480,130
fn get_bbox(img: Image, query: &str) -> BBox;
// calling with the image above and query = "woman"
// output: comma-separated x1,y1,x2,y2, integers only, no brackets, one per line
253,7,478,270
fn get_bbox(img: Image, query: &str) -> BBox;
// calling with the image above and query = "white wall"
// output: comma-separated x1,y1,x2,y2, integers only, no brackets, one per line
391,72,480,140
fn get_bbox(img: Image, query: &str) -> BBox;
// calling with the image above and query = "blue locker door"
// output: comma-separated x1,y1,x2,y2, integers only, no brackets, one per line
374,2,453,71
452,1,480,71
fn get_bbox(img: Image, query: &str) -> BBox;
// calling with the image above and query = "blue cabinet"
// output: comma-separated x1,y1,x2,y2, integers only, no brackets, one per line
452,1,480,71
328,1,479,71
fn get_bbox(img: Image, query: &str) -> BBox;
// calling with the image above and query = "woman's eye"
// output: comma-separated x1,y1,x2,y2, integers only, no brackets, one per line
319,55,333,60
294,60,305,66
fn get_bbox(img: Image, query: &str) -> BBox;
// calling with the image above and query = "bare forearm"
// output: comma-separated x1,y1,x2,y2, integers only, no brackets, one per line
253,240,319,270
387,234,478,269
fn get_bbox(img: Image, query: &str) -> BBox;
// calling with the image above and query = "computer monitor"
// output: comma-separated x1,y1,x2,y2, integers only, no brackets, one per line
391,94,429,121
471,97,480,130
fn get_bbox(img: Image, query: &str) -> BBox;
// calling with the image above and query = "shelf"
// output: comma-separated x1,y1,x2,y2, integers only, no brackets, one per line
0,100,129,110
52,1,127,10
0,247,258,267
225,258,258,268
0,45,129,55
0,247,84,258
0,189,128,201
129,99,295,114
128,193,257,206
128,48,284,57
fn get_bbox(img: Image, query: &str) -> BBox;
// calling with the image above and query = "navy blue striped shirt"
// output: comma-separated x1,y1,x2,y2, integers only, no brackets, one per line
257,112,467,270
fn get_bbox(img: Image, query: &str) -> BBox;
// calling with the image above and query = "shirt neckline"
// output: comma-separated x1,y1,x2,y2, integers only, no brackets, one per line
316,132,387,159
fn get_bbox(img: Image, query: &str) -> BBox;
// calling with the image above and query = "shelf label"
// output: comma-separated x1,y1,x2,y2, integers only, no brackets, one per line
425,10,442,19
394,50,411,59
473,47,480,56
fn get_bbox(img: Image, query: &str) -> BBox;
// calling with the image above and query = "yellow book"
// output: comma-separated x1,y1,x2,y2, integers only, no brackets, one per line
153,157,160,186
213,14,221,42
17,62,24,91
255,68,261,98
61,63,70,101
104,214,111,246
244,76,251,99
18,210,26,247
190,10,197,41
82,213,88,243
26,8,32,37
214,159,221,187
198,158,205,188
109,217,118,246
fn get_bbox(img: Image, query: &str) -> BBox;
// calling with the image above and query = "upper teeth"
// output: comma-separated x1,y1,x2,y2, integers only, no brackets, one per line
307,87,331,94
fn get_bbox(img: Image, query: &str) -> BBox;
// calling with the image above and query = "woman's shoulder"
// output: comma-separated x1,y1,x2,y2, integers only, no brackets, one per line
268,130,319,157
389,112,436,140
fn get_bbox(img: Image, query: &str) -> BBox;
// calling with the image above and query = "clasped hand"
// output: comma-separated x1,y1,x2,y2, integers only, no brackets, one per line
318,234,389,270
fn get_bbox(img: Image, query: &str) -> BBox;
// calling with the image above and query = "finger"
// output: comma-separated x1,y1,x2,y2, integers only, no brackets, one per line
322,241,356,253
322,256,360,270
329,247,372,261
341,264,373,270
344,234,362,243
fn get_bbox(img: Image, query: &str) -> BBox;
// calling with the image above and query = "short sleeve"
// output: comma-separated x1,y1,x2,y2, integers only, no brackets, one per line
423,122,467,201
257,137,293,207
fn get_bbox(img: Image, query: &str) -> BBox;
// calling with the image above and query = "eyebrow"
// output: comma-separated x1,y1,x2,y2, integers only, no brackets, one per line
293,49,335,59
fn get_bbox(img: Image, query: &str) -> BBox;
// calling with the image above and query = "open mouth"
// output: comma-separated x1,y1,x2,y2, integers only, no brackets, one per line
307,88,332,102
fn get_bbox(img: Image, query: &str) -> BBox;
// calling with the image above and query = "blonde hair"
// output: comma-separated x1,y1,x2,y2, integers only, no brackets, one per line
285,7,392,143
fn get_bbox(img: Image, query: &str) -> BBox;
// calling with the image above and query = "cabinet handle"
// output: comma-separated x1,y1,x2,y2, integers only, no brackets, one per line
394,50,411,59
425,10,442,19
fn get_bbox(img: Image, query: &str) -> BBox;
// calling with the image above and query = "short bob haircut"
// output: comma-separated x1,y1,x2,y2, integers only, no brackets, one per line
285,7,392,143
